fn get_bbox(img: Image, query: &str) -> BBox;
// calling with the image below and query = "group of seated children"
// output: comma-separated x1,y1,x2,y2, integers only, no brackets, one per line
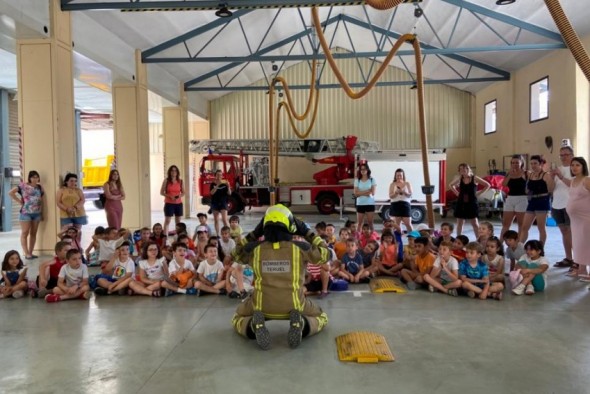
0,212,253,303
303,219,548,301
1,214,549,303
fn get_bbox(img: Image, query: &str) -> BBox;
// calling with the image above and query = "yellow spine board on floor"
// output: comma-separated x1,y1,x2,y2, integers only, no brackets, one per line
336,331,395,363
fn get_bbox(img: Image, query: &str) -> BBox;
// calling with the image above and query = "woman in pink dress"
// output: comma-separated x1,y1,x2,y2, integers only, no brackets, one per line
566,157,590,283
103,169,125,229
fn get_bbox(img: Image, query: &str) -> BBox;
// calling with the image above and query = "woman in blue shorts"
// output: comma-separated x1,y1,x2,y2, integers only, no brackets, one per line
56,173,88,242
520,155,554,245
9,171,44,260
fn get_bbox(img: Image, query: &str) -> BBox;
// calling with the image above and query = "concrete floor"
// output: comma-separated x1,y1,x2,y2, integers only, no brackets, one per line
1,204,589,394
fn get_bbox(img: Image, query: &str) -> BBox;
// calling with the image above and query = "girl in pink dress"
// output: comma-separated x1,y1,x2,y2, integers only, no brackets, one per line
103,170,125,229
566,157,590,282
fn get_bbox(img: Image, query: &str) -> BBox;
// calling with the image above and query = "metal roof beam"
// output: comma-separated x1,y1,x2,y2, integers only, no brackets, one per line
185,76,509,91
144,43,565,63
340,14,510,78
183,13,342,88
142,10,253,59
62,0,366,11
439,0,563,42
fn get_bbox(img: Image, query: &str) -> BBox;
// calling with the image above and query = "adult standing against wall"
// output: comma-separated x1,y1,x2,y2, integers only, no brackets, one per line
500,155,529,239
551,146,575,270
449,163,490,236
354,162,376,233
160,165,184,236
56,173,87,241
210,169,231,236
565,157,590,282
9,171,44,260
389,168,413,232
520,155,554,245
103,169,125,229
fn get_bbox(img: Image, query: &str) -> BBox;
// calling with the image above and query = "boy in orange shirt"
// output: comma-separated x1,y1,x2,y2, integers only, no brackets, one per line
401,237,434,290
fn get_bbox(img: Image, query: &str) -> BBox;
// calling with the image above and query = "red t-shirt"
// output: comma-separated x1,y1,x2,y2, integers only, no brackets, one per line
49,257,66,279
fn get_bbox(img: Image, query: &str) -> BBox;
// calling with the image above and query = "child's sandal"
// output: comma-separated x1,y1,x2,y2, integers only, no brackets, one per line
152,290,161,297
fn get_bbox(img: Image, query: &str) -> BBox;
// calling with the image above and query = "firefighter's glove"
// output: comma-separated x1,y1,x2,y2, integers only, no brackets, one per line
246,218,265,242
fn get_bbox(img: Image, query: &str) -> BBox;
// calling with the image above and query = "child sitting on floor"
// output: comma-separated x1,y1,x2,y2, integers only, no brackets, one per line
423,241,461,296
483,236,505,283
229,215,243,241
432,222,456,252
162,242,197,296
401,236,434,290
45,249,91,303
511,240,549,296
94,240,135,295
194,244,226,295
452,235,469,261
459,242,503,300
85,226,105,267
128,241,168,297
477,221,494,249
503,230,525,273
376,229,402,277
1,251,28,299
338,238,370,283
36,241,71,299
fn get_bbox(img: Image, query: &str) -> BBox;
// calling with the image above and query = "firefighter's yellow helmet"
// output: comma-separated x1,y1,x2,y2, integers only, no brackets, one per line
263,204,297,233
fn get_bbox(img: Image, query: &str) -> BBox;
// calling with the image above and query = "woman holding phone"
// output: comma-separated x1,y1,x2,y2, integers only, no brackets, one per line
389,168,413,232
210,169,231,236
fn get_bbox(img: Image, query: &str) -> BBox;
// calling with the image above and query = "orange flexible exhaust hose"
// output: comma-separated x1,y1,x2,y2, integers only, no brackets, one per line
544,0,590,82
364,0,405,11
311,6,436,226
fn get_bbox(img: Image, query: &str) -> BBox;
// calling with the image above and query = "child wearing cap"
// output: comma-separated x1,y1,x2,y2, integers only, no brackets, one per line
402,231,420,269
192,213,214,242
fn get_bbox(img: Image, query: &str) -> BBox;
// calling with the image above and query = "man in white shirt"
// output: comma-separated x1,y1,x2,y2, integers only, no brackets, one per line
551,146,574,270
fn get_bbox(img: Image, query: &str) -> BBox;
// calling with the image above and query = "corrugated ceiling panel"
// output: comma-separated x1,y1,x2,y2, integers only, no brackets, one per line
210,55,473,150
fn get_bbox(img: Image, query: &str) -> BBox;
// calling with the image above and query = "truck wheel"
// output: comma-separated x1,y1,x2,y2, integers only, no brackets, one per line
379,207,391,221
227,195,242,215
93,200,104,210
316,194,337,215
410,206,426,224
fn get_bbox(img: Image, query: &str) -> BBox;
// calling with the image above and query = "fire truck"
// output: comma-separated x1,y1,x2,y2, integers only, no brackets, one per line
190,136,446,222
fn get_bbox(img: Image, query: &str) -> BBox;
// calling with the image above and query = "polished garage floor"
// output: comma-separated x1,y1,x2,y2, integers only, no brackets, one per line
0,207,589,394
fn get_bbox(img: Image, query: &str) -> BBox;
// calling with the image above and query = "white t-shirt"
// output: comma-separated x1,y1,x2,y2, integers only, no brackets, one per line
58,264,89,287
168,259,195,275
219,238,236,257
138,257,167,280
112,258,135,279
517,255,549,284
98,237,124,261
433,256,459,282
197,260,224,284
552,166,573,209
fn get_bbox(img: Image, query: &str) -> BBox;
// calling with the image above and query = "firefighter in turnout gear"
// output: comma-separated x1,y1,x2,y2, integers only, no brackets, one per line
231,204,331,350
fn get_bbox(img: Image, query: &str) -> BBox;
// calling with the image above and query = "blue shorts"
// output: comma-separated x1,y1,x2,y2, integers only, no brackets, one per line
20,213,41,222
60,216,88,227
211,201,228,212
95,274,117,283
526,196,551,213
164,203,183,217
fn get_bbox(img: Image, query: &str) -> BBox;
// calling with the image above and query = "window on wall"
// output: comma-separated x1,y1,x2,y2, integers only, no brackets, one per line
530,77,549,122
484,100,497,135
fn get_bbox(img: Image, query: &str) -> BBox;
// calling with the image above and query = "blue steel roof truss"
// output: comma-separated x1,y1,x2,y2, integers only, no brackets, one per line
64,0,567,92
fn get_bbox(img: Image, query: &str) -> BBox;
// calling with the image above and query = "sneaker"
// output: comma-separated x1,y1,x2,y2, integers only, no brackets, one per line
37,288,49,299
494,291,503,301
239,290,249,299
94,287,107,296
45,294,61,303
406,281,417,291
428,285,435,293
447,289,458,297
12,290,24,299
186,288,197,295
218,288,227,296
467,290,476,298
287,309,304,349
525,284,535,295
164,289,175,297
228,291,240,299
512,283,526,295
251,311,271,350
